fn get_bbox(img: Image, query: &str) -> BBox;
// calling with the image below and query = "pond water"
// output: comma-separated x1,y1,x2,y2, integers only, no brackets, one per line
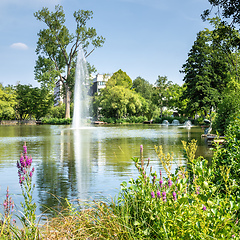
0,124,212,217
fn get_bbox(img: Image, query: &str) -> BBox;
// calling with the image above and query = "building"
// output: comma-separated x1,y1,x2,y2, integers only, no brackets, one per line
90,74,110,95
53,74,110,106
54,80,64,106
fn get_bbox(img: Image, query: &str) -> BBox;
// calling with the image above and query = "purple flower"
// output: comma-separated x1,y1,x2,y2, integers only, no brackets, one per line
140,145,143,153
168,179,172,188
159,180,163,188
29,171,33,177
196,186,200,195
202,205,206,211
162,191,166,202
172,191,177,201
157,190,161,198
151,191,155,198
23,145,27,154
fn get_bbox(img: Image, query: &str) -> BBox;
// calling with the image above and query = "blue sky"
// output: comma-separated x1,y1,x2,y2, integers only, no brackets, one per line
0,0,211,87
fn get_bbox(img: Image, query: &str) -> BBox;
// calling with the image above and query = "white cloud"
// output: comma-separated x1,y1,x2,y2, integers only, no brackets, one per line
10,43,29,50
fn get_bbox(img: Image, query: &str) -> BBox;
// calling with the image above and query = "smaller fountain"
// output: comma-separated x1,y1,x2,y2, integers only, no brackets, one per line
172,119,180,125
162,120,169,125
184,120,192,127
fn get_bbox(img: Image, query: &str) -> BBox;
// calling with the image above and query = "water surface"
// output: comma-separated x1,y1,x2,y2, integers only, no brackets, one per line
0,124,212,216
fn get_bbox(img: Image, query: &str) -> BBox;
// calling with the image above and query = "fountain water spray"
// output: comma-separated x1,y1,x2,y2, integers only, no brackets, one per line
72,46,90,129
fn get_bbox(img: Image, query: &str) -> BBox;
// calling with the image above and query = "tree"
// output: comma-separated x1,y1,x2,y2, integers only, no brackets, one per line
180,18,239,117
152,76,172,118
203,0,240,25
0,84,16,120
34,5,105,118
213,78,240,135
106,69,132,89
132,76,153,100
15,85,53,120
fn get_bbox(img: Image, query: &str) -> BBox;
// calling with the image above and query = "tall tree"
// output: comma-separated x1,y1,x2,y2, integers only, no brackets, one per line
0,84,16,120
202,0,240,25
34,5,105,118
15,85,53,120
180,19,238,117
106,69,132,89
132,76,153,100
152,76,172,118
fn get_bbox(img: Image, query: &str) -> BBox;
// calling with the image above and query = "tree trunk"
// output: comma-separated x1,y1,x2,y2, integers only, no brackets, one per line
65,86,71,119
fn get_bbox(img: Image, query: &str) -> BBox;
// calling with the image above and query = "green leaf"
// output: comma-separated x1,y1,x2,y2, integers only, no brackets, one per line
134,221,140,226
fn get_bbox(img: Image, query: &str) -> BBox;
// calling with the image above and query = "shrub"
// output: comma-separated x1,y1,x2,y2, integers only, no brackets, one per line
41,117,72,125
116,142,240,239
211,116,240,209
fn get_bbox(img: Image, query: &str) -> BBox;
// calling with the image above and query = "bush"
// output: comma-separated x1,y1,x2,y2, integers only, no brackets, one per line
211,116,240,207
41,117,72,125
116,142,240,239
212,90,240,135
153,116,188,124
47,104,66,119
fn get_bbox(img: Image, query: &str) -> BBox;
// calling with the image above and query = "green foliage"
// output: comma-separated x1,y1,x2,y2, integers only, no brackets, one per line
153,116,188,124
203,0,240,25
34,5,105,118
106,69,132,89
47,103,66,119
211,116,240,208
41,117,72,125
213,85,240,135
96,85,150,119
181,18,239,116
0,84,17,120
132,76,153,100
116,142,240,239
152,75,173,117
99,116,148,124
15,84,53,120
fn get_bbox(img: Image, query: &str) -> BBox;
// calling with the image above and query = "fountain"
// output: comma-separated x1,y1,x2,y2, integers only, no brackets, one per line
172,119,180,125
162,120,169,125
184,120,192,127
72,46,90,129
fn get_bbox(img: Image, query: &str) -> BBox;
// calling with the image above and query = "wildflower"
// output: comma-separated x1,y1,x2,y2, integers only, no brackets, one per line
196,186,200,195
159,179,163,188
168,179,172,187
140,145,143,153
173,191,177,201
151,191,155,198
23,144,27,154
157,190,161,198
202,205,206,211
232,235,235,238
162,191,166,202
152,175,156,185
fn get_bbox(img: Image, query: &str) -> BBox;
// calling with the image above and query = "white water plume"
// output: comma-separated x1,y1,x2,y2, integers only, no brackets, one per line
72,46,90,129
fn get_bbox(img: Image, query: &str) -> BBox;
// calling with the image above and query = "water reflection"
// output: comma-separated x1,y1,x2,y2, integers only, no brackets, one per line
0,124,213,216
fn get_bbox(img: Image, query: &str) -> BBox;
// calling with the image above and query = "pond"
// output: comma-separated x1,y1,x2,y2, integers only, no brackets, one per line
0,124,212,217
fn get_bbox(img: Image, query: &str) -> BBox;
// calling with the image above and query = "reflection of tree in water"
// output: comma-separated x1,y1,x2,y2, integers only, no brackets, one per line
36,131,78,215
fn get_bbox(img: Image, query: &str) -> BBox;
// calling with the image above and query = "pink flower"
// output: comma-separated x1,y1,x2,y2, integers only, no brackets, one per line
172,191,177,201
157,190,161,198
151,191,155,198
